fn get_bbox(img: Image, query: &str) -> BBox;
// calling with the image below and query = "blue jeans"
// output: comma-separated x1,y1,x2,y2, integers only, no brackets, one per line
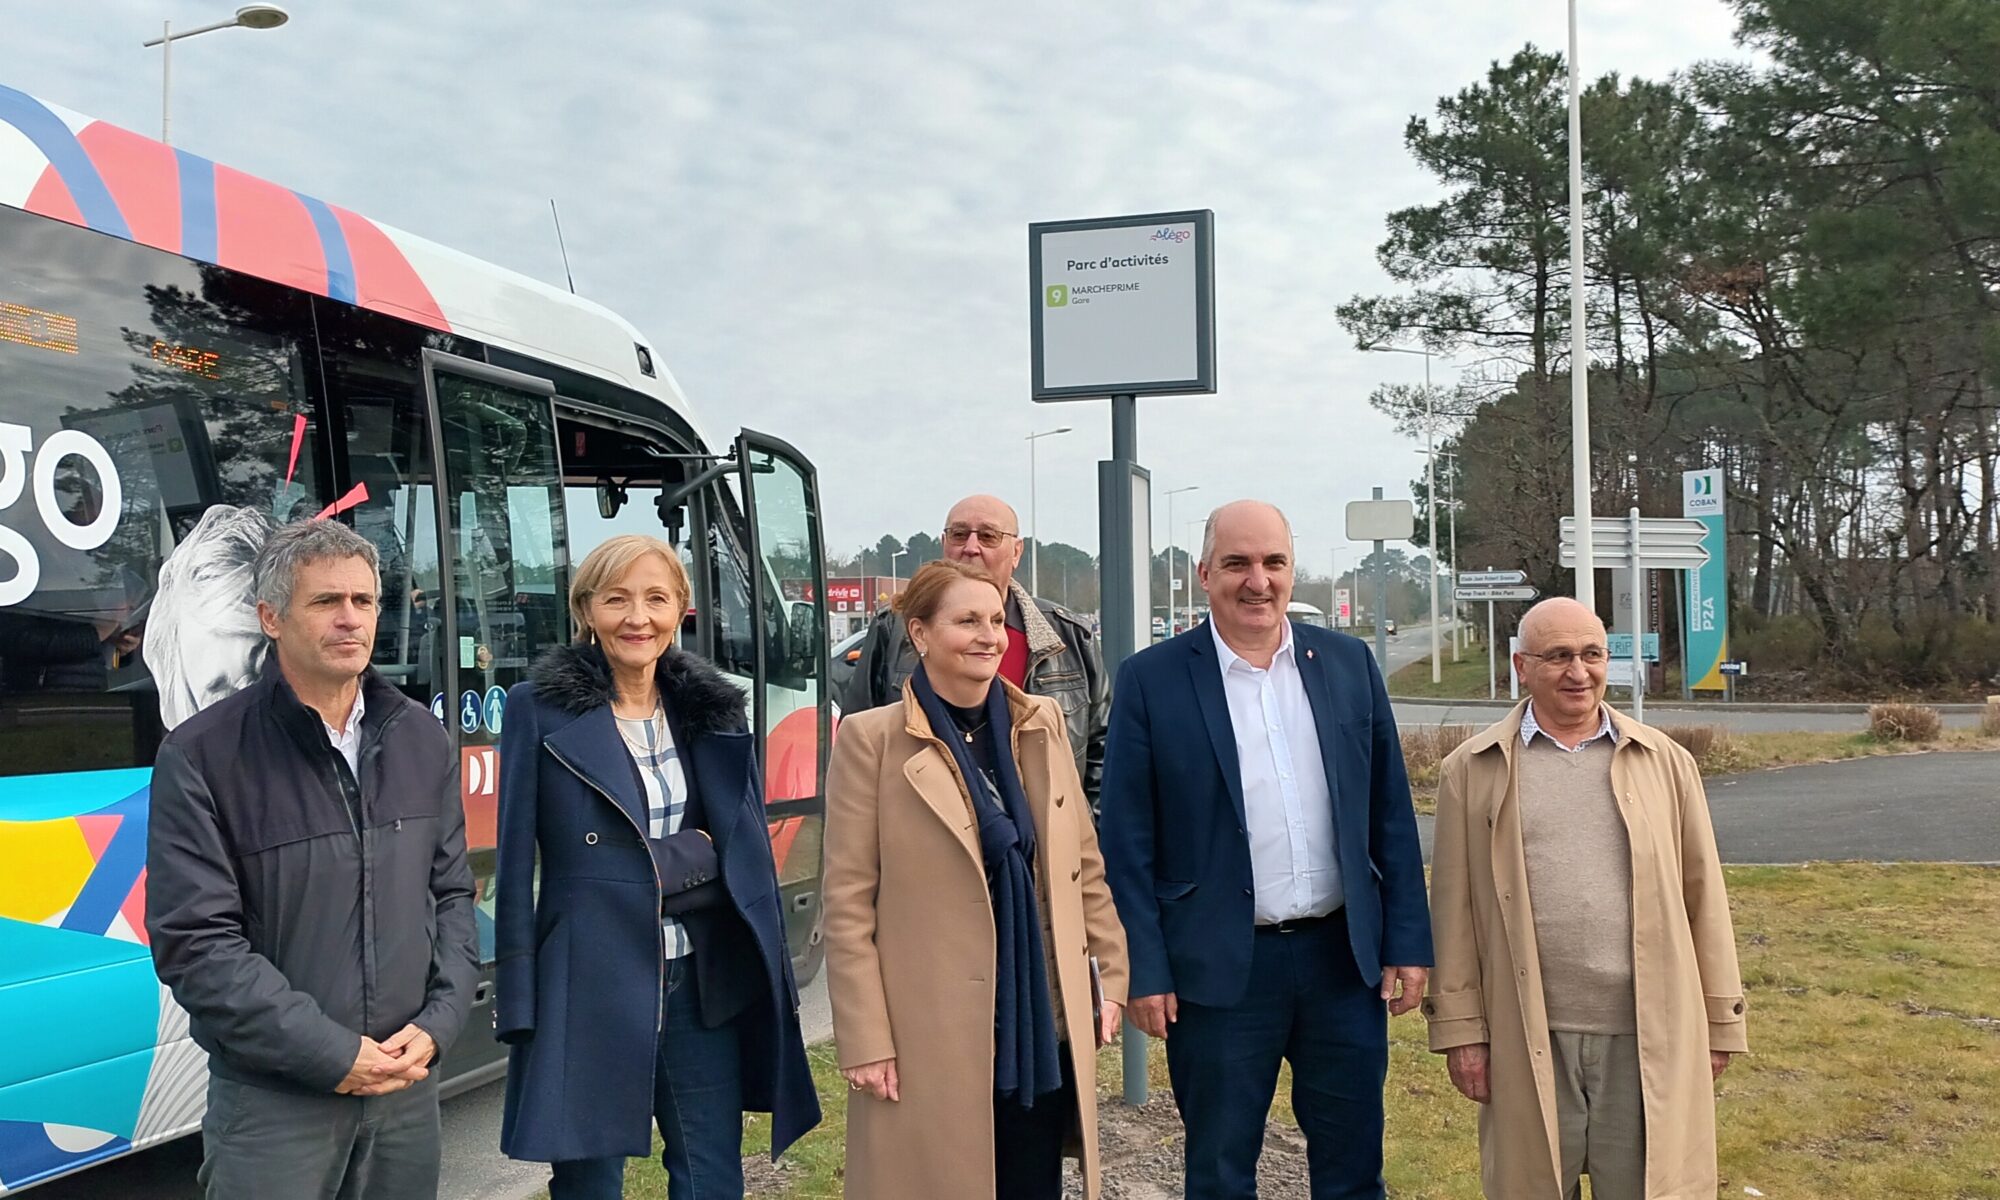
1164,910,1389,1200
548,957,745,1200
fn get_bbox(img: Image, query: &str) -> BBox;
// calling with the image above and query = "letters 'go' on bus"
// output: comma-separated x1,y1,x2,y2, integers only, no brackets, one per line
0,83,832,1192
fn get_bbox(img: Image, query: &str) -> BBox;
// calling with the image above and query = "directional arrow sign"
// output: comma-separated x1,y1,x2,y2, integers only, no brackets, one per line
1455,585,1539,602
1559,516,1711,570
1456,569,1527,587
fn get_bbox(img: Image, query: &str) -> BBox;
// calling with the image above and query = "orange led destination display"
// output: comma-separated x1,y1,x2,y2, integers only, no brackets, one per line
0,302,79,354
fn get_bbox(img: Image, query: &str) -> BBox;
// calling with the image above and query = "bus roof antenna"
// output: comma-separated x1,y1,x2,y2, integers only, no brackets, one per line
550,198,577,295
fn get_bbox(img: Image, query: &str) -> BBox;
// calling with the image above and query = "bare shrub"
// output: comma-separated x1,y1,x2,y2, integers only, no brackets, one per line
1869,702,1943,742
1401,724,1477,789
1660,724,1726,760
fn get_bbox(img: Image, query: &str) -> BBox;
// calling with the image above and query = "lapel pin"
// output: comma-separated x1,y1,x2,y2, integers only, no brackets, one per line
1306,648,1315,659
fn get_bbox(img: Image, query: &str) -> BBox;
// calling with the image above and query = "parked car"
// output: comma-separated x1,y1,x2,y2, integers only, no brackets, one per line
829,628,869,701
1384,618,1398,636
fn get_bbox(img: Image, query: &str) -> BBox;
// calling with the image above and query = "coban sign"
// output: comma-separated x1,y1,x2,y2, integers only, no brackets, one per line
0,423,123,606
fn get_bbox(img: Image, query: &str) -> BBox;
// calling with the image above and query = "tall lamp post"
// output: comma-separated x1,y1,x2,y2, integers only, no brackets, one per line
1567,0,1595,601
143,5,291,145
1025,426,1073,594
1369,342,1444,683
889,548,908,597
1163,485,1200,635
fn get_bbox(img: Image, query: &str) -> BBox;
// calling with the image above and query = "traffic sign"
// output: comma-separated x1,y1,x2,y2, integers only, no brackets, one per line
1455,585,1538,602
1559,515,1711,570
1456,569,1527,587
1607,633,1660,661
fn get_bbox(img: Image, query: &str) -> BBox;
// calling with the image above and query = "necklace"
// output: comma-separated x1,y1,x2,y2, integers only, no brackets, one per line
958,721,986,744
616,705,666,752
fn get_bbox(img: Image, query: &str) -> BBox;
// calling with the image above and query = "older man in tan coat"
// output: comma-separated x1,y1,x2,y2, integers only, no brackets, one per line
1424,598,1747,1199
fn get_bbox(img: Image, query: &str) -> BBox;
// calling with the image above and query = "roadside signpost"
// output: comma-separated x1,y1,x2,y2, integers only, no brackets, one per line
1559,509,1711,723
1347,494,1416,673
1719,659,1748,703
1459,569,1537,698
1031,209,1215,1107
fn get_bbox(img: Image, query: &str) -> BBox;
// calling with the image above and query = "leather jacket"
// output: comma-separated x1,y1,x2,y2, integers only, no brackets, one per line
839,579,1109,805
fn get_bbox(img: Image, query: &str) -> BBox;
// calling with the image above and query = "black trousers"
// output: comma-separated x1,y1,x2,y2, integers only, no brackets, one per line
992,1046,1077,1200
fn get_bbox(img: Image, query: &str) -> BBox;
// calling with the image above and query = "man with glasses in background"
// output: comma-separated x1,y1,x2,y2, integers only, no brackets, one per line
839,493,1109,808
1424,596,1746,1200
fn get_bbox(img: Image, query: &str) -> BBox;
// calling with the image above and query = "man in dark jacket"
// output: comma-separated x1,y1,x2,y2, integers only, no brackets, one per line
146,518,478,1200
840,493,1109,801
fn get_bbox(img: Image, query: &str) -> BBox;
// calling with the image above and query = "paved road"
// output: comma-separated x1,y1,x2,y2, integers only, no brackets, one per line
1412,750,2000,865
1391,697,1985,734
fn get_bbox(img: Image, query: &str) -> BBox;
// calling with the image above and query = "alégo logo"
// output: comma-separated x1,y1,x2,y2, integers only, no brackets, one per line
1150,227,1192,244
0,423,123,607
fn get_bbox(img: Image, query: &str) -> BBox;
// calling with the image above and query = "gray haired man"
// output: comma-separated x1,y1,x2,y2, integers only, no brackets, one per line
147,517,478,1199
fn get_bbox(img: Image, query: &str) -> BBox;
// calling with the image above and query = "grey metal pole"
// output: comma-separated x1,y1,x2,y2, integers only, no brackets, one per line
161,20,173,144
1567,0,1595,601
1372,486,1389,673
1100,394,1151,1107
1629,506,1644,723
1488,574,1497,701
1447,453,1461,661
1676,567,1691,701
1029,433,1039,595
1425,367,1440,683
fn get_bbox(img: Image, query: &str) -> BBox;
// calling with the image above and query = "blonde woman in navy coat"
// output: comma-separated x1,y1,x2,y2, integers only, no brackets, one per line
494,535,818,1198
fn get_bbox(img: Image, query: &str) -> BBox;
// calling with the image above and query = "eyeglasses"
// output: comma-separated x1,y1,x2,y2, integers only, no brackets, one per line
1522,647,1610,669
943,525,1019,549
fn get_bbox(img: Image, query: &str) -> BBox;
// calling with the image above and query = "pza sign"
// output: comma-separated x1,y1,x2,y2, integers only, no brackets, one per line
0,424,124,606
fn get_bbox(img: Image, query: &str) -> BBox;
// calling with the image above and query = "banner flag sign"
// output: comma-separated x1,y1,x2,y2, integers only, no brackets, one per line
1683,468,1728,690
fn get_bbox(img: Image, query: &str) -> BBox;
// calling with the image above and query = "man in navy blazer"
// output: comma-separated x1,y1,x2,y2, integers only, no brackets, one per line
1100,500,1433,1199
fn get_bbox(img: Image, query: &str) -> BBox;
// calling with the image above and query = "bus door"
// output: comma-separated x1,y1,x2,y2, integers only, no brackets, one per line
421,351,568,1073
724,431,829,976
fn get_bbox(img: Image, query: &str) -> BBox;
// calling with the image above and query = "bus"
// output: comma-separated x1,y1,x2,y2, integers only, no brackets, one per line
0,83,831,1192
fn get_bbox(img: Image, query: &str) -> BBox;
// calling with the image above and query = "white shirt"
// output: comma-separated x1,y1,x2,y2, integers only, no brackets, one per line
323,687,365,777
1520,702,1618,752
1212,620,1342,924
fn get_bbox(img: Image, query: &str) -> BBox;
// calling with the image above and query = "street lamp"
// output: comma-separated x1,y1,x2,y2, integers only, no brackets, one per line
1370,342,1445,683
1567,0,1595,601
1186,519,1206,628
1163,485,1200,635
889,548,908,595
143,5,290,145
1025,426,1073,595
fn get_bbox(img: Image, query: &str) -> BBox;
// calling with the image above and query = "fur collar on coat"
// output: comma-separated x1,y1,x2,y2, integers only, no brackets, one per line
528,642,747,738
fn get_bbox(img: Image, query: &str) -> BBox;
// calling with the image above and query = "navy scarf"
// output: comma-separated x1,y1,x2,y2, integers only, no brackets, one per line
911,665,1063,1105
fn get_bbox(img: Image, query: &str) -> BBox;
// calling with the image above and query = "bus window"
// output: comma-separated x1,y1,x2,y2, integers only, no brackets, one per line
315,306,449,713
734,431,828,975
0,204,325,775
428,356,567,988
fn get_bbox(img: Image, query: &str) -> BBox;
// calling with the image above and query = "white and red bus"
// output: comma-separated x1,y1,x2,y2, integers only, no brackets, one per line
0,83,830,1192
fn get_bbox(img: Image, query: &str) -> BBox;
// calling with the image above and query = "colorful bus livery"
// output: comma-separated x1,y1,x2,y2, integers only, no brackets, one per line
0,84,830,1192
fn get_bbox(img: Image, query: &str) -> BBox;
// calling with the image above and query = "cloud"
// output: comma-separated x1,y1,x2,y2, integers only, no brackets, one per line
5,0,1747,565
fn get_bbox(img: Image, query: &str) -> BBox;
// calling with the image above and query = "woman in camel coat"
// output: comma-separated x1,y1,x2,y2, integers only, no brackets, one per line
823,560,1129,1200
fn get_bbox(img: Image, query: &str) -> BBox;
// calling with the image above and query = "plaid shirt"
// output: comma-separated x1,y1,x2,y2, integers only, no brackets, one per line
617,711,692,960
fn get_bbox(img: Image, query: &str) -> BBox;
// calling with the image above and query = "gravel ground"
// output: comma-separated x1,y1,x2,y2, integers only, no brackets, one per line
1062,1092,1312,1199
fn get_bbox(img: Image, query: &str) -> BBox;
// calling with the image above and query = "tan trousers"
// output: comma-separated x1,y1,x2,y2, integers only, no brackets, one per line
1549,1030,1645,1200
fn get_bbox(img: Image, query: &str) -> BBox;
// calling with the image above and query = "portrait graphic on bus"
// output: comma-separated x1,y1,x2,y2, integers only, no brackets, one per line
143,504,273,730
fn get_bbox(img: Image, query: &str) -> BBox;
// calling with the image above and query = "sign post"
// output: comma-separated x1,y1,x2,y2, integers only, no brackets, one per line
1560,513,1710,723
1682,468,1728,692
1347,495,1416,673
1455,571,1534,700
1032,210,1214,1109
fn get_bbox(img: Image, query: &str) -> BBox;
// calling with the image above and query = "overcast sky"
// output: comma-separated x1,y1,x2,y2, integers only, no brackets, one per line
8,1,1748,567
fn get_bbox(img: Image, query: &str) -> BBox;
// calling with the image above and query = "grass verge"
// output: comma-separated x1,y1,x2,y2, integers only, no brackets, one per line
584,865,1999,1199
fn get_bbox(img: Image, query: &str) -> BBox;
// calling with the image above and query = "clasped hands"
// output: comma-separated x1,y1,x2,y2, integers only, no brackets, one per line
337,1024,437,1096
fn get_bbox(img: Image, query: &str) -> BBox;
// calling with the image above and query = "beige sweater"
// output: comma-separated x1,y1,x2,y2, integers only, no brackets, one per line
1516,736,1637,1034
